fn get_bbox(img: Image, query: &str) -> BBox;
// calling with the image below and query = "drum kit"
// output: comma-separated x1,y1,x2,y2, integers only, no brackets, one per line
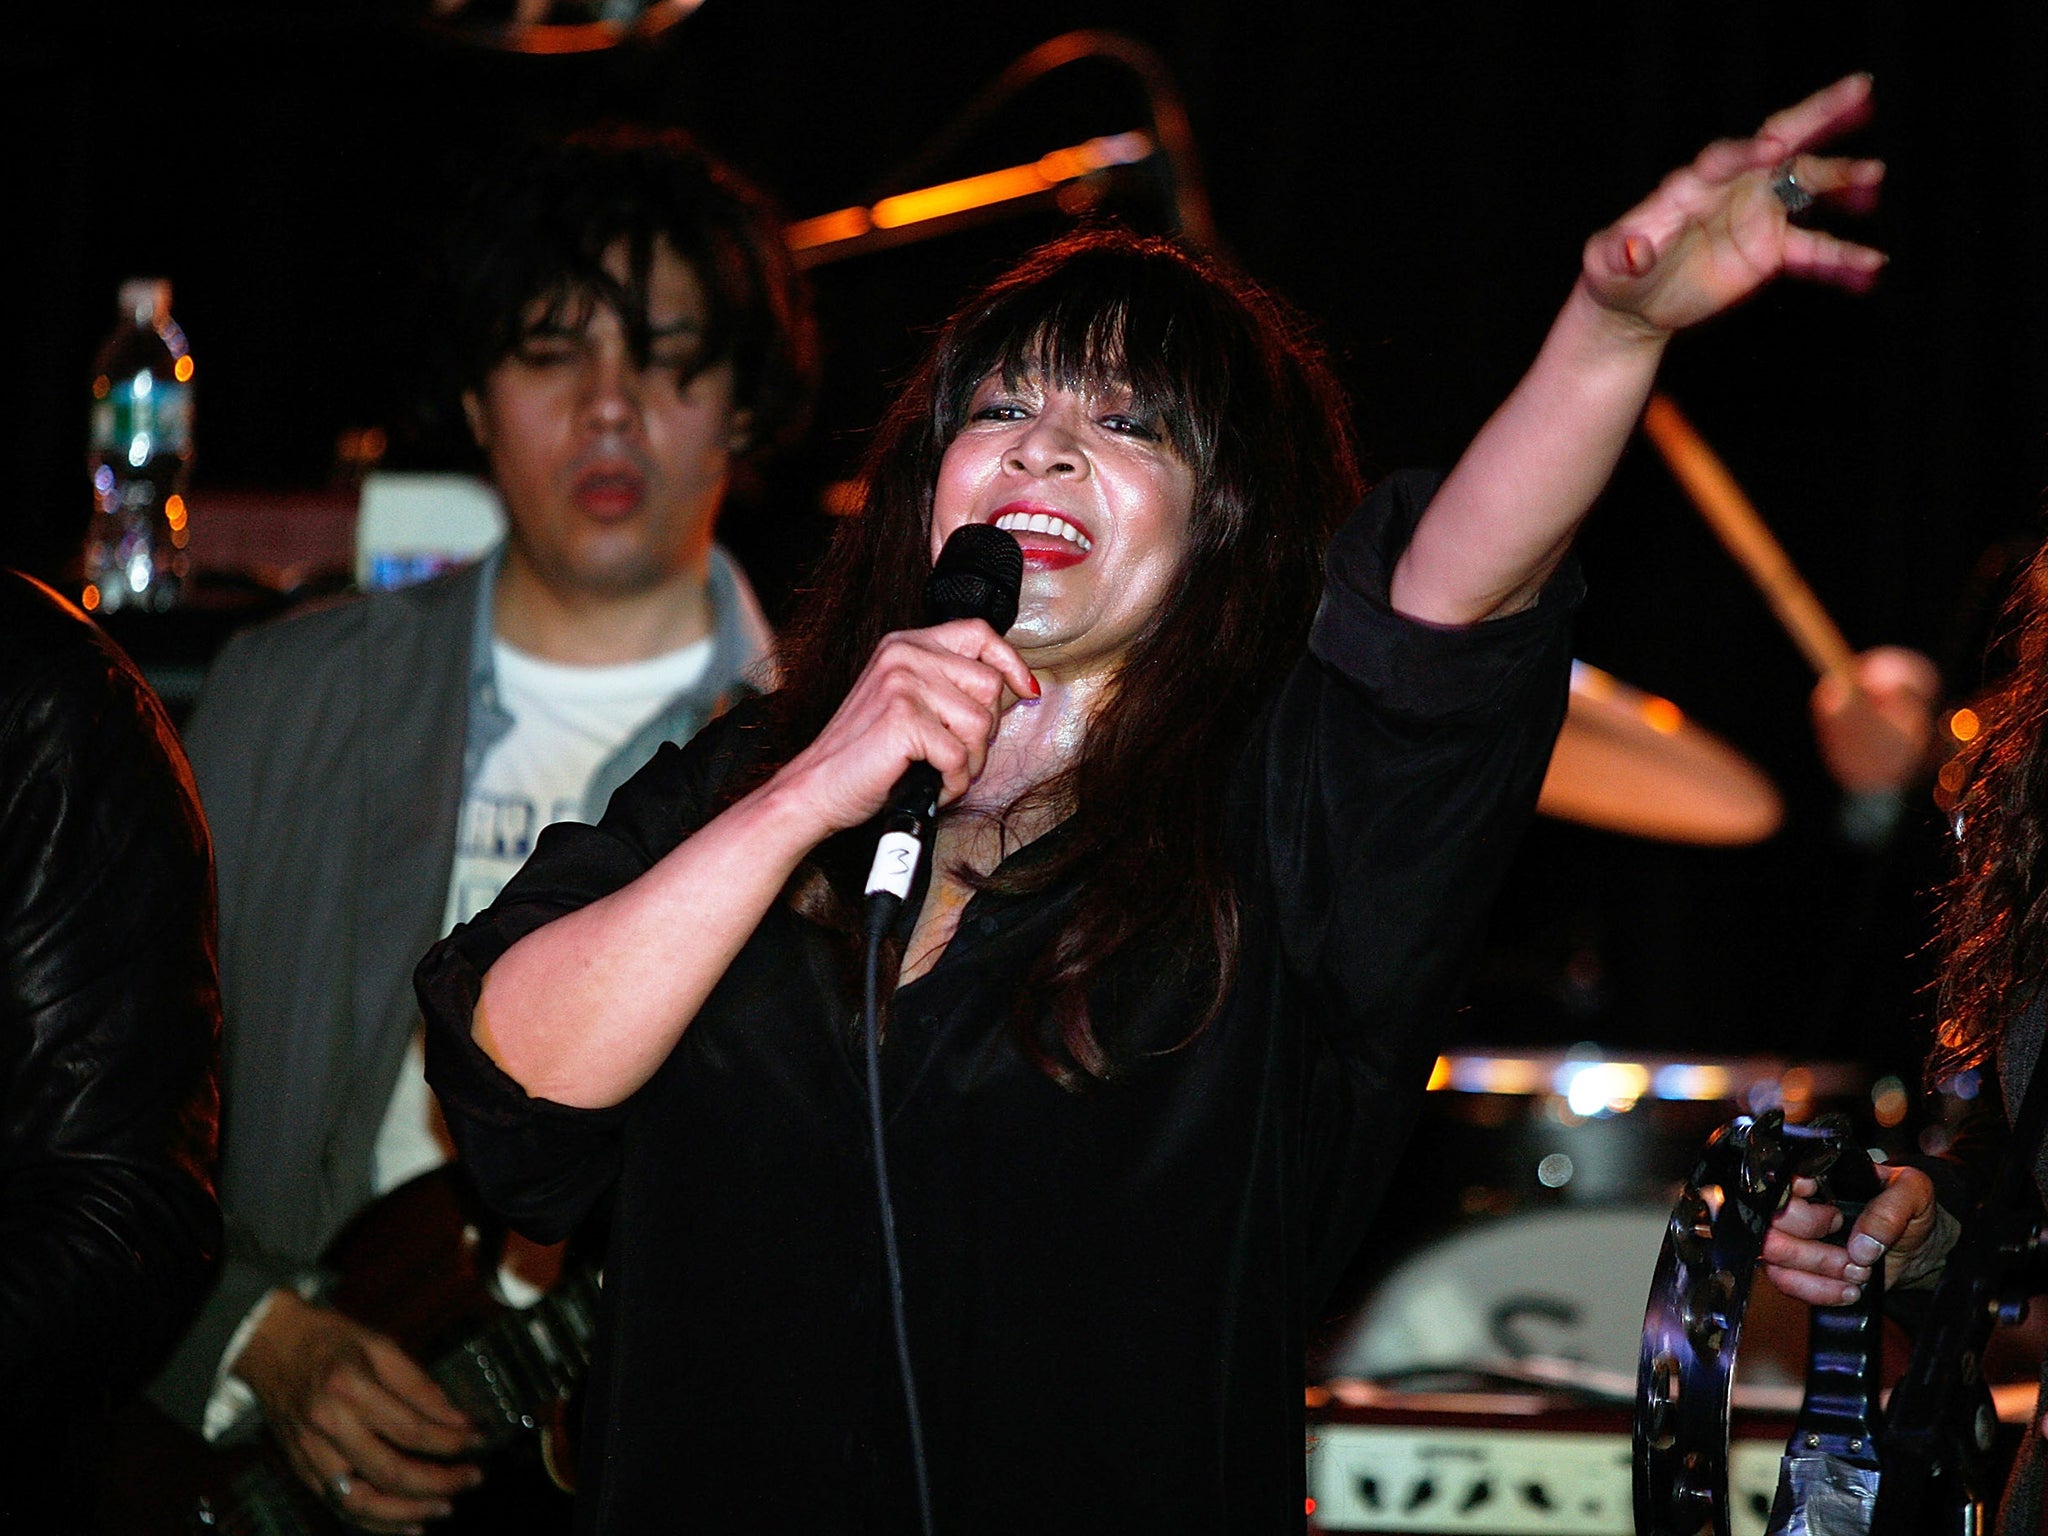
1537,658,1780,847
1535,393,1873,851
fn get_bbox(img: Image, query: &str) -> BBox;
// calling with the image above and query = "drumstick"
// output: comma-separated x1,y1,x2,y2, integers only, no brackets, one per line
1641,392,1857,680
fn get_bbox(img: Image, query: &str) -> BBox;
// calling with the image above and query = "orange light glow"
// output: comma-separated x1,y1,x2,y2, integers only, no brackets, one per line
872,165,1052,230
81,584,101,611
173,356,195,383
1306,1497,1318,1516
513,19,620,53
1640,697,1685,735
821,480,867,519
1872,1075,1910,1129
165,494,187,531
1481,1057,1549,1095
786,206,873,251
1780,1066,1814,1121
1949,708,1980,743
1938,759,1968,795
92,375,110,400
788,132,1154,254
1437,1054,1553,1095
171,527,189,549
1303,1384,1331,1409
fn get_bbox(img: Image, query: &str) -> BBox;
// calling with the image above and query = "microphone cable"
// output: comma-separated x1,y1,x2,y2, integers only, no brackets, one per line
863,896,935,1536
853,522,1021,1536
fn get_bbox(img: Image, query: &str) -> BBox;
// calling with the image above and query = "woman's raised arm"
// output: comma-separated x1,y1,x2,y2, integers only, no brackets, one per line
1392,72,1885,625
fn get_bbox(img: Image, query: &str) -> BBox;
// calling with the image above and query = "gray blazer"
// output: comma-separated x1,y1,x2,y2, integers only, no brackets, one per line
150,555,769,1426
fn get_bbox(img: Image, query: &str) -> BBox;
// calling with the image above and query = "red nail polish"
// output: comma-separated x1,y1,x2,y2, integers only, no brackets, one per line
1027,673,1042,698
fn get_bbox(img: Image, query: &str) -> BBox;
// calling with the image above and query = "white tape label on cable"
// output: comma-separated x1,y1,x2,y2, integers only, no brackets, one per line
865,831,922,900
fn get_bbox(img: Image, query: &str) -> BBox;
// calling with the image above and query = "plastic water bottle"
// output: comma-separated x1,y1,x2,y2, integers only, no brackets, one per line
84,279,194,613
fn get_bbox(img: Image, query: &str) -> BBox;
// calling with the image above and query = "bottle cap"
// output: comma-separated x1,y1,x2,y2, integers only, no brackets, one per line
118,278,172,330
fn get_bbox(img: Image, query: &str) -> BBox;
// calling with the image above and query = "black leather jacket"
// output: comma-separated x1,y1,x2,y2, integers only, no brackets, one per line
0,572,221,1521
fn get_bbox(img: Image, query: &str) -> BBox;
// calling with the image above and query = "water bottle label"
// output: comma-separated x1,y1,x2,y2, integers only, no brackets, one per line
90,378,192,455
155,382,193,451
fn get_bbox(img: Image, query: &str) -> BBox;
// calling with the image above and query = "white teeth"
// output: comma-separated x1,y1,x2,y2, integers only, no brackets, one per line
994,511,1093,552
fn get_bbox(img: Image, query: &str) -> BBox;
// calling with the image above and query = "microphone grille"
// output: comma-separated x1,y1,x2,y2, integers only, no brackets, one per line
925,524,1023,635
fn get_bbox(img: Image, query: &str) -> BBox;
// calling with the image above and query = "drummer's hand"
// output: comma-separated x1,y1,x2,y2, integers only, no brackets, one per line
772,619,1040,837
1760,1164,1938,1305
1581,73,1885,341
1811,646,1942,795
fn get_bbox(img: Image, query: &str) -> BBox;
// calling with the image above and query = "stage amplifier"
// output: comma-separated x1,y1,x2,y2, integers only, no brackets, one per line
1306,1391,1788,1535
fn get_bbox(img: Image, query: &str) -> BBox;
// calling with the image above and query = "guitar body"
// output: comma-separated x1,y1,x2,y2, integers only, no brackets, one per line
101,1165,595,1536
326,1166,506,1360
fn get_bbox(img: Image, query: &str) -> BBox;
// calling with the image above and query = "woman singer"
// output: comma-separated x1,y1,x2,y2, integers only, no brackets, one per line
418,75,1885,1534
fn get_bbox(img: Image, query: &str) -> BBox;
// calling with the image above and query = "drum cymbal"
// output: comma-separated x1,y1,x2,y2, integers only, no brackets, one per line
1537,662,1782,844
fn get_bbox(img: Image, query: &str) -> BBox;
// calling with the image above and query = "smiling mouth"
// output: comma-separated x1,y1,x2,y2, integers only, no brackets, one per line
993,509,1093,553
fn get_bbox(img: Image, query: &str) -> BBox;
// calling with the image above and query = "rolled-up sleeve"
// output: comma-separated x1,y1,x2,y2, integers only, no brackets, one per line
419,714,755,1242
1250,472,1580,1300
1260,470,1580,1071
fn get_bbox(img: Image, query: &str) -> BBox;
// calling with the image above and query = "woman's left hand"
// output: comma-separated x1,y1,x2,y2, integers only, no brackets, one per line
1582,72,1886,340
1393,73,1884,625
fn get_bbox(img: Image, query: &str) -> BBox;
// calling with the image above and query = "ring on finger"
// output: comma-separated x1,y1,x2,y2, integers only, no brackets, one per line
329,1469,355,1504
1770,158,1815,216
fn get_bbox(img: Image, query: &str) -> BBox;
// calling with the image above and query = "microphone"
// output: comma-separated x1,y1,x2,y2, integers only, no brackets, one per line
863,523,1024,914
856,524,1020,1536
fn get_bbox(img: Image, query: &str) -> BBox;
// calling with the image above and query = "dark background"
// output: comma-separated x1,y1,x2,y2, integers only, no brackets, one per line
11,2,2046,1073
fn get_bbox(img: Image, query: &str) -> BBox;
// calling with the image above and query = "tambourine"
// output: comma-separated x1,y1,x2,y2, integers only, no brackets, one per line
1635,1110,1884,1536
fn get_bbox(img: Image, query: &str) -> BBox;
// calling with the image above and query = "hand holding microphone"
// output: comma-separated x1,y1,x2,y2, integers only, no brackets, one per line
775,524,1030,859
864,525,1025,913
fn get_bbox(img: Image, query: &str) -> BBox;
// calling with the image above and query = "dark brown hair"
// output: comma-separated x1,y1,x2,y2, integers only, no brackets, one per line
753,229,1361,1087
428,124,817,462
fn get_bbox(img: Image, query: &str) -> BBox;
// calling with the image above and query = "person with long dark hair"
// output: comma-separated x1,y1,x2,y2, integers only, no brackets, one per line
421,77,1884,1531
1762,504,2048,1516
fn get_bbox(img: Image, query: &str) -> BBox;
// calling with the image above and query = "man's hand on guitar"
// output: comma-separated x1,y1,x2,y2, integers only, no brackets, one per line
235,1289,486,1533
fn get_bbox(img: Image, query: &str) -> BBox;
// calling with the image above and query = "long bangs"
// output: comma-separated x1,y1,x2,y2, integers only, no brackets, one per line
763,226,1359,1087
455,132,814,444
511,201,739,383
929,235,1246,490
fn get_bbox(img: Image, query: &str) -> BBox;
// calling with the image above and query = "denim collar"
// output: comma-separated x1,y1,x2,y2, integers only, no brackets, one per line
462,543,774,818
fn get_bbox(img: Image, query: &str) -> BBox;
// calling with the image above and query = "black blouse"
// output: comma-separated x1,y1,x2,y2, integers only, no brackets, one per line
420,472,1579,1534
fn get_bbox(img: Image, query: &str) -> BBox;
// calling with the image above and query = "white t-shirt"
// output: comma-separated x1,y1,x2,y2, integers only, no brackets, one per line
206,635,717,1440
376,635,715,1196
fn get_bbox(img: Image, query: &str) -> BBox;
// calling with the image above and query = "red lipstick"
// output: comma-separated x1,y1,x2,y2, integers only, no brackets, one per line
988,502,1092,569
